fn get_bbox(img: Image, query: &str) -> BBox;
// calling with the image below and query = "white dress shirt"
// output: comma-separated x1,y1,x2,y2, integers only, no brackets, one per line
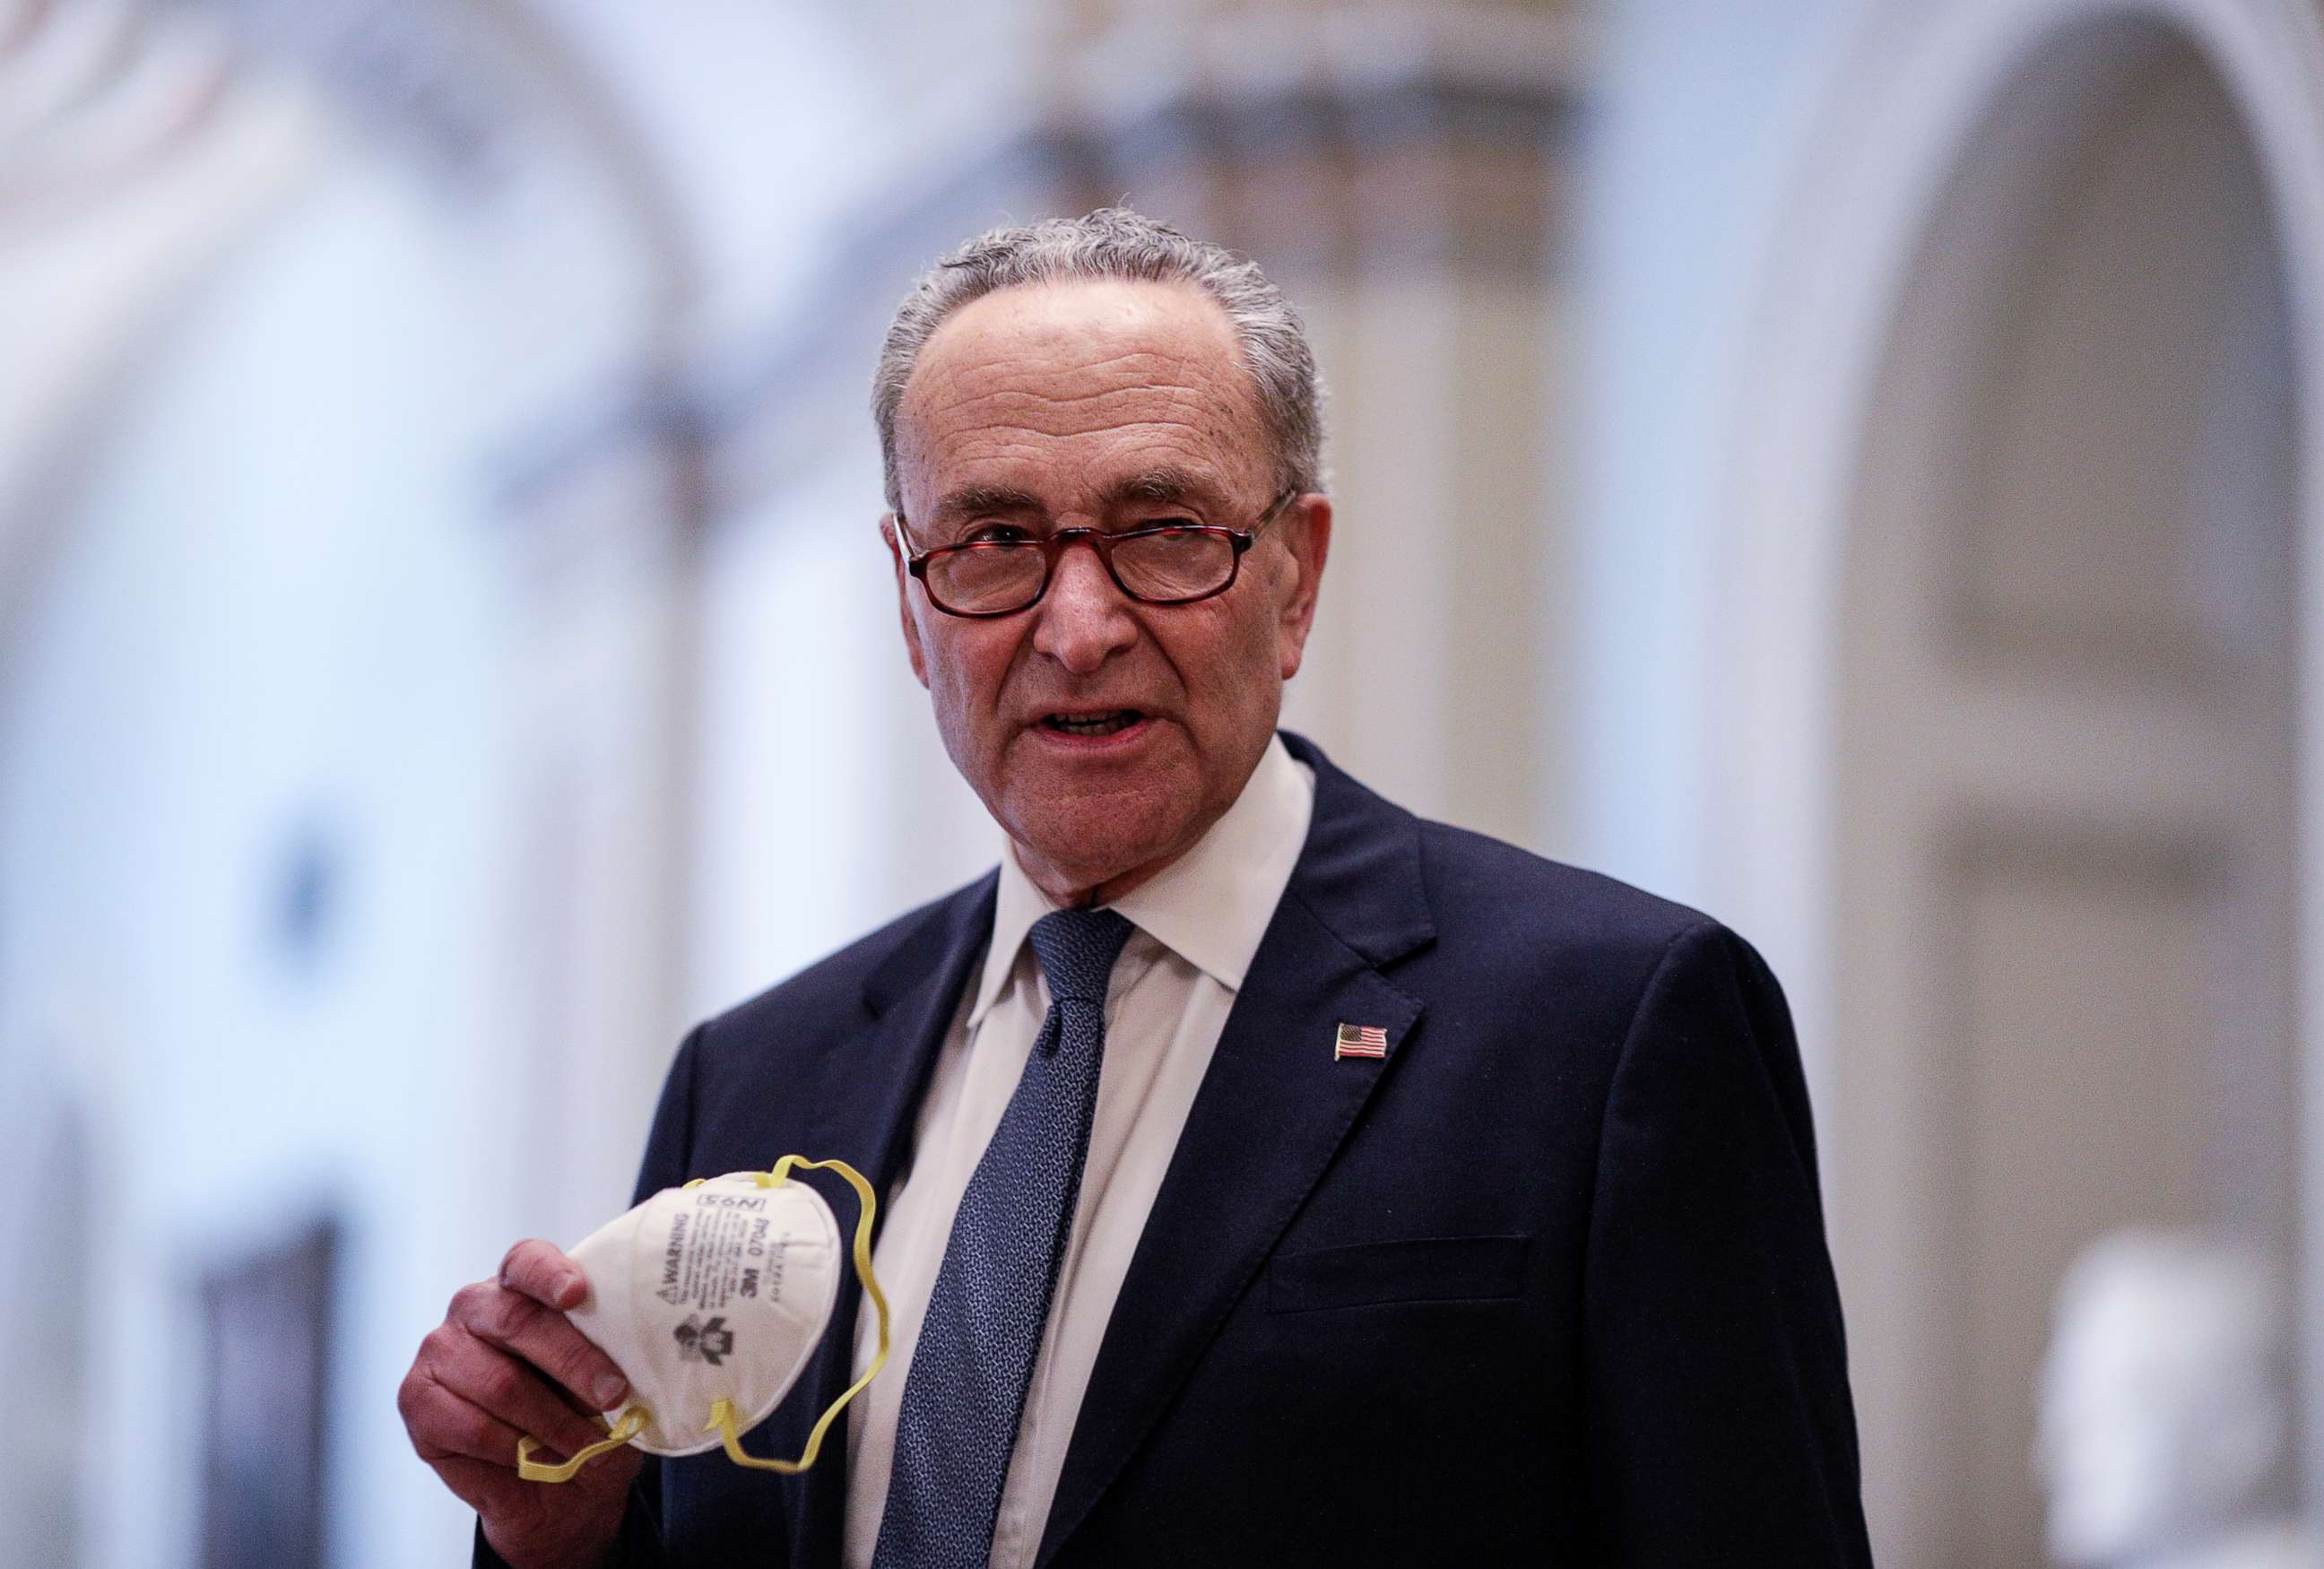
842,735,1316,1569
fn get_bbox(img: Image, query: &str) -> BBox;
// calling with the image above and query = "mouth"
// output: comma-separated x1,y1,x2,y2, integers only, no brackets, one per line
1039,709,1146,738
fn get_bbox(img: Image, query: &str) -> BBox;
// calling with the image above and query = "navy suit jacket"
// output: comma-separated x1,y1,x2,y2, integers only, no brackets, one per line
496,732,1870,1566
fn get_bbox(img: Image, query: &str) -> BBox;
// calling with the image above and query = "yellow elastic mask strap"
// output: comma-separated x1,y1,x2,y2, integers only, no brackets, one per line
517,1405,646,1483
707,1155,891,1473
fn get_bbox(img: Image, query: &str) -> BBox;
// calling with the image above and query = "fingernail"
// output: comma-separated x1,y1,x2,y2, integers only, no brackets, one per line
559,1272,585,1305
594,1374,628,1409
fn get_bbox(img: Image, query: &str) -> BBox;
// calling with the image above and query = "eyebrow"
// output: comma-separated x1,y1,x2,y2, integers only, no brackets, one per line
1106,466,1229,510
927,483,1045,523
921,466,1234,526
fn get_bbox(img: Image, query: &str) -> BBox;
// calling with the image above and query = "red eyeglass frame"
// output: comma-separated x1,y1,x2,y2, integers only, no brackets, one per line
890,489,1298,619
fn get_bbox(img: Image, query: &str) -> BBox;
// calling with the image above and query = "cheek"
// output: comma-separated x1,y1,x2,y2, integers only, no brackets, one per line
1228,558,1305,682
923,630,1018,745
1176,607,1284,732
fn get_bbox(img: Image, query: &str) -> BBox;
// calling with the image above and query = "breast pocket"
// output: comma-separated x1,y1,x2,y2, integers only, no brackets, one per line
1264,1235,1531,1313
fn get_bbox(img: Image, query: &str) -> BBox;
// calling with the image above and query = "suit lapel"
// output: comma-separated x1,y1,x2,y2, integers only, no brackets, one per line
779,872,996,1569
1035,735,1435,1565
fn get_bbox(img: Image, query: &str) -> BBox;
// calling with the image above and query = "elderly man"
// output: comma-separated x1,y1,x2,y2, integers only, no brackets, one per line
401,207,1872,1567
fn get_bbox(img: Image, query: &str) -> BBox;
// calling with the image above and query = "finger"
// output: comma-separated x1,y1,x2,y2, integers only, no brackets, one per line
429,1452,513,1517
430,1333,609,1459
433,1427,638,1520
449,1283,631,1414
499,1239,587,1312
404,1369,536,1469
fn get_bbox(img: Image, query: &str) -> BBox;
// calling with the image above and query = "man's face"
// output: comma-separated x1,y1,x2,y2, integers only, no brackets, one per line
886,277,1331,904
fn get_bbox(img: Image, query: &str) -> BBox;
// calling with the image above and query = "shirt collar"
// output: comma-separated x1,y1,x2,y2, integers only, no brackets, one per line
968,732,1317,1026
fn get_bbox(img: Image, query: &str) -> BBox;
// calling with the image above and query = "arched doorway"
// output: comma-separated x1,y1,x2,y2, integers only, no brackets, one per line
1834,16,2300,1562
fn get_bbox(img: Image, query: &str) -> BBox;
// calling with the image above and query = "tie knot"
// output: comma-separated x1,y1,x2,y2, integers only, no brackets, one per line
1028,906,1134,1006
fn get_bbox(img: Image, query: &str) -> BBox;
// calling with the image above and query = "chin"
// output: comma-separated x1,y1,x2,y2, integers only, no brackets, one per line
1009,789,1195,892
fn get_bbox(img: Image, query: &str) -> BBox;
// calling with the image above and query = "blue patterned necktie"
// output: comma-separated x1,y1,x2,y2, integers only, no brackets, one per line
872,905,1135,1569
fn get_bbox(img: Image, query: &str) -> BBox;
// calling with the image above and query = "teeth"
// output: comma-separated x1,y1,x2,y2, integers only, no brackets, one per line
1045,711,1140,736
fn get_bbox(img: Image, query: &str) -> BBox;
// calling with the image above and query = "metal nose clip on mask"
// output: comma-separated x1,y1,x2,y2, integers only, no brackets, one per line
516,1157,890,1482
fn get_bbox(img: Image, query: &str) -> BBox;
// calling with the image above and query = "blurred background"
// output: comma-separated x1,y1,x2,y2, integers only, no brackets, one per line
5,0,2322,1563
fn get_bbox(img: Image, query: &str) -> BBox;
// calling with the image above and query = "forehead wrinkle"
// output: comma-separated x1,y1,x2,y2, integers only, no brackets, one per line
919,372,1215,429
914,336,1241,420
897,302,1276,511
902,276,1265,432
919,426,1248,512
924,411,1241,465
932,326,1225,386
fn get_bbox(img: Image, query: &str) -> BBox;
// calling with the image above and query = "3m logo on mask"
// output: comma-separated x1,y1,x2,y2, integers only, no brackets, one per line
674,1313,734,1365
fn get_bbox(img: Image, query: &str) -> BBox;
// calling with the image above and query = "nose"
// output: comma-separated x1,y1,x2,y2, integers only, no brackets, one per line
1030,535,1139,675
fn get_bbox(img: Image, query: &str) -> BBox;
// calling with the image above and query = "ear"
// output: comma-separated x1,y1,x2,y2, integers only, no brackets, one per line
882,516,931,689
1273,494,1332,681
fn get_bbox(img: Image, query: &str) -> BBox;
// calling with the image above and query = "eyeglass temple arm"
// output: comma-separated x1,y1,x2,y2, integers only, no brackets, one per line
887,512,929,573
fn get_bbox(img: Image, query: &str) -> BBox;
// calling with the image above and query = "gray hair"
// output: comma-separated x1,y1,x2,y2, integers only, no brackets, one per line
872,206,1325,512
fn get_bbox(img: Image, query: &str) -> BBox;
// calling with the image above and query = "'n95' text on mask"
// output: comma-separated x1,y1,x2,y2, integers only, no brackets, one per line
517,1157,890,1481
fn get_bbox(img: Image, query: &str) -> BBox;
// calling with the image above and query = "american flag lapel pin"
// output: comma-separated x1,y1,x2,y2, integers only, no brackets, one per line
1335,1022,1389,1061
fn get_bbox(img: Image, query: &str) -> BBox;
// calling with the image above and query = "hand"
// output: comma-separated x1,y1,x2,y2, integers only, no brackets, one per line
399,1239,644,1569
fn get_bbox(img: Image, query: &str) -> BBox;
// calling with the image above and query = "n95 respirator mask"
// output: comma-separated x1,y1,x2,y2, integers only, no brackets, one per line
516,1157,890,1483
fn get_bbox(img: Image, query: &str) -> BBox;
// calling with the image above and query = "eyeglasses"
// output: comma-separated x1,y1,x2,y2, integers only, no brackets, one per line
893,490,1297,618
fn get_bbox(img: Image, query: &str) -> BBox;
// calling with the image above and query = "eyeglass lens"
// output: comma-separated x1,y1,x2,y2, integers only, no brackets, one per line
928,530,1237,613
